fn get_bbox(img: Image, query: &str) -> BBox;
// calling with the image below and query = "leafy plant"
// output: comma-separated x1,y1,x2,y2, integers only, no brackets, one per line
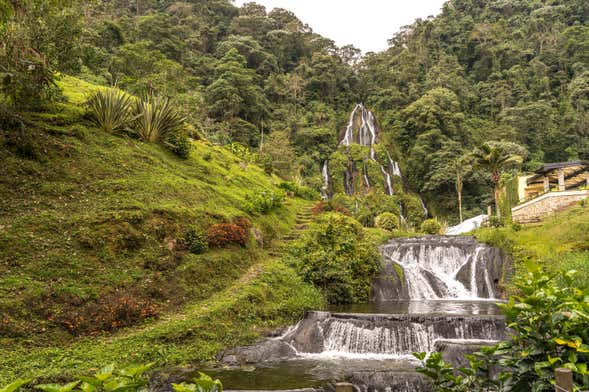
420,218,442,234
86,89,134,134
375,212,400,232
184,226,208,255
286,212,381,304
1,379,30,392
244,190,285,215
206,223,248,248
172,372,222,392
130,93,185,143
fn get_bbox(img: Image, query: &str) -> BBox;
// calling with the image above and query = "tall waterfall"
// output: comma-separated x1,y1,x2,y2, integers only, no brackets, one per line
324,103,407,199
374,236,506,301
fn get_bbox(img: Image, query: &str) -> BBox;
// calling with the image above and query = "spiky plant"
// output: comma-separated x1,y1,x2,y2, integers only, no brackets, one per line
86,88,133,133
130,94,185,143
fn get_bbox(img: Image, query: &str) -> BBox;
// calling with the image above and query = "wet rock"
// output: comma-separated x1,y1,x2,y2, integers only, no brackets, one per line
220,339,297,365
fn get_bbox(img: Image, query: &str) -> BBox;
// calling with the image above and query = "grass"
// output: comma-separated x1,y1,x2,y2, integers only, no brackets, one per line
473,204,589,291
0,260,323,383
0,75,323,382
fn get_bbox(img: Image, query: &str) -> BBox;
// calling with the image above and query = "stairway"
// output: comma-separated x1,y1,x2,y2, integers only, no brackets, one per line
267,205,314,257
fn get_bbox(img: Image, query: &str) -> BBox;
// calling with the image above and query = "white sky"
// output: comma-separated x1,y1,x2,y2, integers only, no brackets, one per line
233,0,447,53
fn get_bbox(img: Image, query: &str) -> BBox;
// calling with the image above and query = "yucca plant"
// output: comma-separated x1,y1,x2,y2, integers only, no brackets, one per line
86,88,134,133
130,93,185,143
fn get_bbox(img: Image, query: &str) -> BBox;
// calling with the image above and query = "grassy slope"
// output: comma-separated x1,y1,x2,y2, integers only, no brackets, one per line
0,76,324,382
473,204,589,291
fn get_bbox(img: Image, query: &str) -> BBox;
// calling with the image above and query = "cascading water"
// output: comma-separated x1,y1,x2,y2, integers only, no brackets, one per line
217,236,509,392
374,236,506,301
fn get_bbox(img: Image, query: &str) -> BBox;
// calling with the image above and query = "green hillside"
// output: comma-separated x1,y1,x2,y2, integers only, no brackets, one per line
0,76,323,382
474,203,589,291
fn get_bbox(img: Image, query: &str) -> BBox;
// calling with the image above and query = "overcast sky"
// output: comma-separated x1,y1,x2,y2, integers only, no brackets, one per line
233,0,447,53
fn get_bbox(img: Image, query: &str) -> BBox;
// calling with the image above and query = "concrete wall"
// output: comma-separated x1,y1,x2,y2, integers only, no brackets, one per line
511,190,589,223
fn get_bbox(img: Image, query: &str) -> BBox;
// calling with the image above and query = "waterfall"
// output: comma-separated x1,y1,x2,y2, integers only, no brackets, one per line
321,161,330,199
283,312,506,359
341,104,361,146
375,236,506,301
381,165,393,195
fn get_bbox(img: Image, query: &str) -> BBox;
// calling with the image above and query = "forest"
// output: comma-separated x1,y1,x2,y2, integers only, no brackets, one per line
3,0,588,220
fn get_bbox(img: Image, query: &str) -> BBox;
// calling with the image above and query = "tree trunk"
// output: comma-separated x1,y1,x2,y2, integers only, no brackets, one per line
494,185,501,219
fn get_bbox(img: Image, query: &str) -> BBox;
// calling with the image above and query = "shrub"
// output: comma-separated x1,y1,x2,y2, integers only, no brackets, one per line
206,223,248,248
488,215,504,228
375,212,400,232
165,130,192,159
232,216,252,231
420,218,442,234
286,212,381,304
49,292,158,334
86,88,134,133
244,190,285,215
279,182,319,200
183,226,208,255
130,93,185,143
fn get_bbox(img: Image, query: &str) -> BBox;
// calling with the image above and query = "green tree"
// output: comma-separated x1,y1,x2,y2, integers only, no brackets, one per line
472,143,522,219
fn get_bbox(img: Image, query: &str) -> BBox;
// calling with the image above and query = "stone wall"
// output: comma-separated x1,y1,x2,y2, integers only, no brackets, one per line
512,190,589,224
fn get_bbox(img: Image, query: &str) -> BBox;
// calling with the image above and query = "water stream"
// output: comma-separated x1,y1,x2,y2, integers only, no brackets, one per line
200,236,508,392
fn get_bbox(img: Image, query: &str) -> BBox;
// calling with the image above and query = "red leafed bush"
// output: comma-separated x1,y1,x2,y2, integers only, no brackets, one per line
206,223,248,247
312,201,350,216
50,293,158,334
232,216,252,230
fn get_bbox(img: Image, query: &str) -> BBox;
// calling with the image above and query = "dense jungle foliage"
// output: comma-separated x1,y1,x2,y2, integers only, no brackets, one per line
3,0,587,221
360,0,589,217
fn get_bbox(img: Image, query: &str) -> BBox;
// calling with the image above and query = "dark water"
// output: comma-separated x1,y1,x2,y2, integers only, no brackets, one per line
205,358,420,390
329,300,504,316
199,301,503,391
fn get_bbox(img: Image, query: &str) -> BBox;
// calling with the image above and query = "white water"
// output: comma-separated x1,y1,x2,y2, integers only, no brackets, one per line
383,242,497,300
446,215,488,235
321,161,330,199
381,165,393,195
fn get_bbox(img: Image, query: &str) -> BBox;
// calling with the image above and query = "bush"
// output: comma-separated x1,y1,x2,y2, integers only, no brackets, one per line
183,226,208,255
415,267,589,391
2,366,221,392
130,93,185,143
286,212,381,304
375,212,400,232
50,292,158,334
278,182,319,200
420,218,442,234
206,223,248,248
86,88,133,134
165,130,192,159
244,190,285,215
488,215,504,228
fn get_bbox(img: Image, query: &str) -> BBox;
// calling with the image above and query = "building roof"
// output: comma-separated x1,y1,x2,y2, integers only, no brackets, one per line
527,161,589,186
534,161,589,174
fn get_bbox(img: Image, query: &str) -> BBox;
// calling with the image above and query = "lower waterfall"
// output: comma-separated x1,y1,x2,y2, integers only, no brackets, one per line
214,235,509,392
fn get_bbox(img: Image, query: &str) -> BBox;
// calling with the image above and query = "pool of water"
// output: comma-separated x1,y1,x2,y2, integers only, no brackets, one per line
329,300,503,316
204,358,420,390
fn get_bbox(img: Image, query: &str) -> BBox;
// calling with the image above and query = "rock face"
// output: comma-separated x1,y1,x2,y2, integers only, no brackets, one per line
374,236,510,301
220,339,297,366
434,339,501,368
221,311,506,363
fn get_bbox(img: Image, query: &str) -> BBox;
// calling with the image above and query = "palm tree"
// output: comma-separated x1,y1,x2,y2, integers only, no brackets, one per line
472,143,522,219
